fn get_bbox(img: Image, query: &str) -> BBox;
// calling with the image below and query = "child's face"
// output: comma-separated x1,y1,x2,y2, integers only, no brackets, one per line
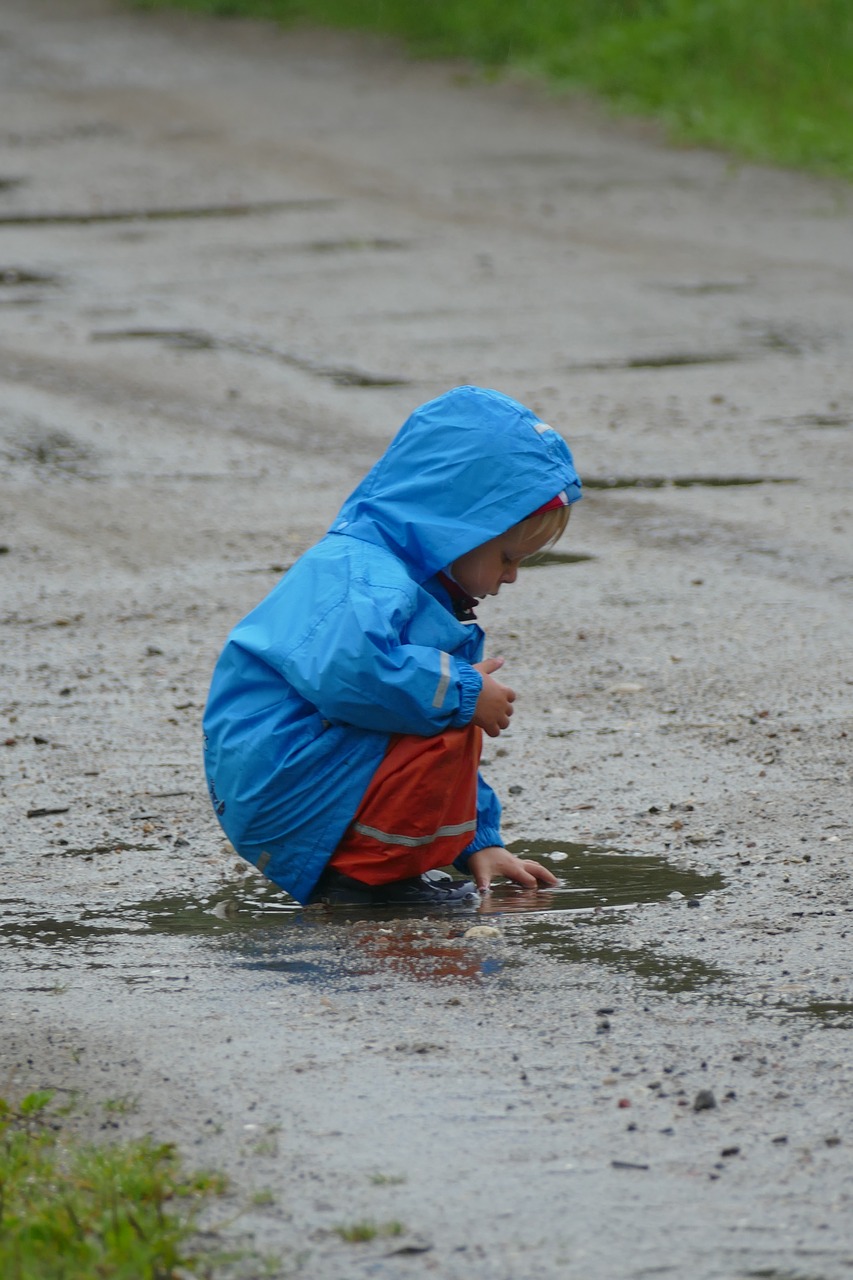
451,524,554,600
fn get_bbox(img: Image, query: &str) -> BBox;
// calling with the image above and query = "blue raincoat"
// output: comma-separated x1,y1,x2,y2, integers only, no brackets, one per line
203,386,581,903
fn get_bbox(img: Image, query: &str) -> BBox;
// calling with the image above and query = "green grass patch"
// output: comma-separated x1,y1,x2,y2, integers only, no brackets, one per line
369,1171,406,1186
131,0,853,179
333,1218,404,1243
0,1090,227,1280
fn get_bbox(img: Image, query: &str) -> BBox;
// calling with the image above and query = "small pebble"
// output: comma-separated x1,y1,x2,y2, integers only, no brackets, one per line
463,925,501,940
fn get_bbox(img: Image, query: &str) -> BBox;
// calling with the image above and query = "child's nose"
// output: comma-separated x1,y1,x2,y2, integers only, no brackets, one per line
502,563,518,584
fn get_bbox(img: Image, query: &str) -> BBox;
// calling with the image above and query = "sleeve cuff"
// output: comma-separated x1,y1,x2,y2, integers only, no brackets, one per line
451,662,482,727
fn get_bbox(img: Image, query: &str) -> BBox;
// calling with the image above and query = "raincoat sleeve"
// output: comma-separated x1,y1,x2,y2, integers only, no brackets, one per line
276,573,483,737
453,773,503,872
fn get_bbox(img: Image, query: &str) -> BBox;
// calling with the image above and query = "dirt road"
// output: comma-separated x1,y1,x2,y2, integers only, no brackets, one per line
1,2,851,1276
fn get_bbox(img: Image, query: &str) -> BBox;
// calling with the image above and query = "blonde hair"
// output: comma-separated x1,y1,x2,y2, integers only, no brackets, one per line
513,504,571,558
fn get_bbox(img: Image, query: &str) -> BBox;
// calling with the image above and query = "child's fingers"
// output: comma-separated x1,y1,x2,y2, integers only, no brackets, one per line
476,655,505,675
470,851,556,893
522,859,558,887
506,858,557,889
502,858,539,888
517,869,539,888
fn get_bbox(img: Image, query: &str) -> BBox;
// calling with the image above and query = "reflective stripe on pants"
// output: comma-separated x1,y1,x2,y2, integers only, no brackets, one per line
329,723,482,885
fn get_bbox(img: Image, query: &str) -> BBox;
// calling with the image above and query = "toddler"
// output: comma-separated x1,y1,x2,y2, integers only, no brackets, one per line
203,386,582,906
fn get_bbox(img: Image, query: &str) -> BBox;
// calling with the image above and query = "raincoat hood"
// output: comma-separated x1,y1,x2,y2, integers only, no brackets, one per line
329,386,582,581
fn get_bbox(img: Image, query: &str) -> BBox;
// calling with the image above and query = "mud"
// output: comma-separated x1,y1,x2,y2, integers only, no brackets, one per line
1,1,852,1277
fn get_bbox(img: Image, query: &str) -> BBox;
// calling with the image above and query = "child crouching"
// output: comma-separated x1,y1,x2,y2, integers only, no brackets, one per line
203,386,581,906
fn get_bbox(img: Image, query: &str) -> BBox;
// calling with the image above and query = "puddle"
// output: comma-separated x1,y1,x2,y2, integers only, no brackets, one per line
0,840,728,994
583,475,793,490
498,839,725,913
0,908,150,952
477,840,731,996
5,865,845,1018
327,369,409,388
513,917,731,995
2,842,725,944
751,1000,853,1031
0,122,126,148
0,199,336,227
566,351,742,372
769,413,851,430
565,325,818,371
794,1000,853,1028
0,883,300,955
12,843,844,1014
656,279,753,295
94,328,219,351
524,550,595,567
0,267,60,287
298,237,410,254
90,328,409,387
41,840,159,859
483,840,729,995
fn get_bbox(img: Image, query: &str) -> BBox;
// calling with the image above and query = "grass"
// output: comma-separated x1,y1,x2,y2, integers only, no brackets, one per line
102,1095,140,1117
333,1218,404,1243
249,1188,275,1207
369,1172,406,1186
130,0,853,179
0,1090,227,1280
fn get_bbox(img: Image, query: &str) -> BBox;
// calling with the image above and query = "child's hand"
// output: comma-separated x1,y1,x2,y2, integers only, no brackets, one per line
468,845,558,893
472,656,515,737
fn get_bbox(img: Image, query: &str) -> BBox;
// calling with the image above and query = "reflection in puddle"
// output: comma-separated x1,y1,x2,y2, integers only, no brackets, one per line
1,840,729,993
489,840,731,996
511,917,730,995
5,847,846,1024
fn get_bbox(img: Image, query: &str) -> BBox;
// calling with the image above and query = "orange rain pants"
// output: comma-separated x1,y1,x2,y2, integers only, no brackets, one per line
328,723,482,885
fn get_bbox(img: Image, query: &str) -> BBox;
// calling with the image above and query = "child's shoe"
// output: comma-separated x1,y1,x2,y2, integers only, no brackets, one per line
307,866,479,908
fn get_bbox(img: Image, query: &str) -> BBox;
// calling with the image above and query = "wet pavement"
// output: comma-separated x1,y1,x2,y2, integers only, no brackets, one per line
1,1,852,1277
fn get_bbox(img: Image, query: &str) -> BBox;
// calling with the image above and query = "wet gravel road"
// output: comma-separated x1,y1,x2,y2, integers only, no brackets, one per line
1,1,852,1276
